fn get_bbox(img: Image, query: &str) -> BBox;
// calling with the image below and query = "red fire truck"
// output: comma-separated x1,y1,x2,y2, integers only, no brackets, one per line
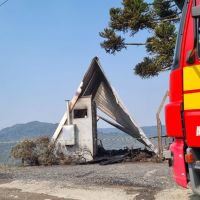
165,0,200,194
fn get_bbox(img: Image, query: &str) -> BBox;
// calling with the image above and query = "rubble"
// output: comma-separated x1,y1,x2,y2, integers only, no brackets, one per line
81,146,155,165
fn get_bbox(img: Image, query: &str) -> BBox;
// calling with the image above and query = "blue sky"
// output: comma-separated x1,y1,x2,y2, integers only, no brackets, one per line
0,0,169,129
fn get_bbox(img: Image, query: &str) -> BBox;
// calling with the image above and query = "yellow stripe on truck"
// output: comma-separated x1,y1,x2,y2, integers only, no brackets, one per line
183,65,200,91
184,92,200,110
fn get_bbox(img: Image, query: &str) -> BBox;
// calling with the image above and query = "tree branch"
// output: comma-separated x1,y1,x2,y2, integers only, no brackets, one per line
158,16,180,22
147,0,174,6
124,42,146,45
154,11,181,21
109,13,180,29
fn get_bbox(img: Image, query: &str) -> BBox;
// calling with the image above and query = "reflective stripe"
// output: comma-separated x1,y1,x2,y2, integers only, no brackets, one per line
184,92,200,110
183,65,200,91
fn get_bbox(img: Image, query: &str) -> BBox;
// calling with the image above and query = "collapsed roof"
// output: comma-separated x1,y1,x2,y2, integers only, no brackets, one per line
52,57,157,153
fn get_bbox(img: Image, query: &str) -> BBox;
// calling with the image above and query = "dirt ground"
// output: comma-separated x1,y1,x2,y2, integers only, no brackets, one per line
0,162,199,200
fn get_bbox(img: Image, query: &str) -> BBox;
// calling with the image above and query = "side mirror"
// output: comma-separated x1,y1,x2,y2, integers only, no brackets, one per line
186,49,196,64
192,5,200,17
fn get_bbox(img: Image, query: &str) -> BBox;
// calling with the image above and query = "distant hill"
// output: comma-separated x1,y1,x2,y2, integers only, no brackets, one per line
0,121,58,142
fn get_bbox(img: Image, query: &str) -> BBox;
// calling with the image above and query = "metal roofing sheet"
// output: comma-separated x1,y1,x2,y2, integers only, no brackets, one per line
52,57,157,153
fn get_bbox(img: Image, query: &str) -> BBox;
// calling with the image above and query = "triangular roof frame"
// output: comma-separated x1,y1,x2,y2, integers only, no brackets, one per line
52,57,157,153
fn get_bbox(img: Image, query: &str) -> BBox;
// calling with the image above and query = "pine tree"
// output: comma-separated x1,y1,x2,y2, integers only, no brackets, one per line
99,0,180,78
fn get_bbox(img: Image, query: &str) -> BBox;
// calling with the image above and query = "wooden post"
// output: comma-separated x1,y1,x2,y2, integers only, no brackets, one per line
156,115,162,158
156,90,169,158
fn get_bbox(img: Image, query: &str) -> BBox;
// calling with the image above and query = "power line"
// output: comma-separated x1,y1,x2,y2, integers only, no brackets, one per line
0,0,9,8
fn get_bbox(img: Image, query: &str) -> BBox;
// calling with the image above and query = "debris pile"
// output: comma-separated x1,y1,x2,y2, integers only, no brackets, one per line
81,146,155,165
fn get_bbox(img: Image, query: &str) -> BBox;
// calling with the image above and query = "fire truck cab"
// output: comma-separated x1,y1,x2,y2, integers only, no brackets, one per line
165,0,200,194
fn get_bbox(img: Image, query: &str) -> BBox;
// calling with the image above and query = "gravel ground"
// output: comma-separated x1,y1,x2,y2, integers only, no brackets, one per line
0,162,198,200
0,162,175,188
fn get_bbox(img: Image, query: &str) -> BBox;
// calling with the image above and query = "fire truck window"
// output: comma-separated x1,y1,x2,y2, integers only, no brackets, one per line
171,0,187,70
74,109,88,119
198,19,200,57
